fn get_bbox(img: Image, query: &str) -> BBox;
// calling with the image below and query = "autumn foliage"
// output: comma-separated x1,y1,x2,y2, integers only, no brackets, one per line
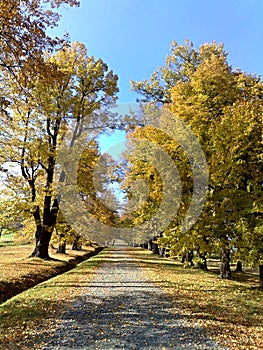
129,40,263,284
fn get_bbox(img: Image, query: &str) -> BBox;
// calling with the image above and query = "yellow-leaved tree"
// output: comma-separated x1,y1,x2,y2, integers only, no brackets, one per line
0,0,79,73
130,40,263,285
0,42,119,258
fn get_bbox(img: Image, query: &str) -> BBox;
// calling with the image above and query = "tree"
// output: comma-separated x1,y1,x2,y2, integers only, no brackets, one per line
76,141,121,244
130,40,263,283
0,0,79,73
120,123,184,247
0,42,119,259
169,54,262,279
0,191,18,237
130,39,226,104
209,97,262,280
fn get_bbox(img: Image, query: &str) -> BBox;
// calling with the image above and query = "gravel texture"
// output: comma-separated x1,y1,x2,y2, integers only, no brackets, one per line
34,247,228,350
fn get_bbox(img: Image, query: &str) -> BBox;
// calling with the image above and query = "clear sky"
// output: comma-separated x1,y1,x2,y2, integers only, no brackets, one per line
54,0,263,103
50,0,263,203
50,0,263,158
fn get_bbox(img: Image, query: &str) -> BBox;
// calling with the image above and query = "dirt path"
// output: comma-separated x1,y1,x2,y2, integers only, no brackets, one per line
21,247,227,350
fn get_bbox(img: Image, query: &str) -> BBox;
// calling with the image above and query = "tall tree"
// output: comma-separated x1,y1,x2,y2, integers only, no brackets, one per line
168,54,262,279
0,42,119,259
131,40,262,282
130,40,226,104
77,143,121,243
0,0,79,72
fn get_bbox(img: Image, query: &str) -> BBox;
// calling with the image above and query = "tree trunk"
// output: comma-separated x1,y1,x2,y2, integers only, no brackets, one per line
197,252,208,270
159,247,166,257
165,247,171,258
72,240,80,250
220,248,232,279
148,239,153,251
259,265,263,288
72,235,81,250
181,250,194,266
57,240,66,254
196,244,208,270
153,242,159,255
31,225,52,259
31,198,59,259
72,241,78,250
235,260,243,272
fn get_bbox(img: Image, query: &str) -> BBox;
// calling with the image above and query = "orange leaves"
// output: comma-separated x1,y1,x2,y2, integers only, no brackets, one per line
0,0,79,76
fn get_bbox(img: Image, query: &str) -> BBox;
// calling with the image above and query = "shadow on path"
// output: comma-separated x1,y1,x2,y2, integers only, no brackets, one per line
36,248,227,350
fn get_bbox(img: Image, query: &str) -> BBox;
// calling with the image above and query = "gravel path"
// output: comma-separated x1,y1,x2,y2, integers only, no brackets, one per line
40,248,226,350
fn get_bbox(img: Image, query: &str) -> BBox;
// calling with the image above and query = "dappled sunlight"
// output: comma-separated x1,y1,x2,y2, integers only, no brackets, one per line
1,247,262,349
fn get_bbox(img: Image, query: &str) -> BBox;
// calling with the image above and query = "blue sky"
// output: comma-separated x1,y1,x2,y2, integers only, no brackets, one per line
55,0,263,103
52,0,263,157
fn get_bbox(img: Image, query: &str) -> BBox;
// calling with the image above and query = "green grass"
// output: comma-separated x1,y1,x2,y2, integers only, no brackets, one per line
0,232,15,246
0,249,108,348
136,249,263,349
0,247,262,349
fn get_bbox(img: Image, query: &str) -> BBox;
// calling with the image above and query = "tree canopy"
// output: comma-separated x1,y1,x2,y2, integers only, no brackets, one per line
0,1,119,258
128,40,263,283
0,0,79,70
0,1,262,287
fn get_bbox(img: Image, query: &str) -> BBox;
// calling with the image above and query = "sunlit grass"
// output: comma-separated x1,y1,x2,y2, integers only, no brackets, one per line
0,243,102,304
136,249,263,349
0,250,107,348
0,247,262,349
0,232,15,246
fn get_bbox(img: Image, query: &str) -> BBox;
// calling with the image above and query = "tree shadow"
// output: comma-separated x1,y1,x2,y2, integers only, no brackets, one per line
2,290,225,349
0,248,103,303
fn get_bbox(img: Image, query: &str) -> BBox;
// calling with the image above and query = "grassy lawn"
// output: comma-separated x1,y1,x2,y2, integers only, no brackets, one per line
0,249,109,349
0,247,262,349
0,243,102,303
0,232,15,246
136,249,263,350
